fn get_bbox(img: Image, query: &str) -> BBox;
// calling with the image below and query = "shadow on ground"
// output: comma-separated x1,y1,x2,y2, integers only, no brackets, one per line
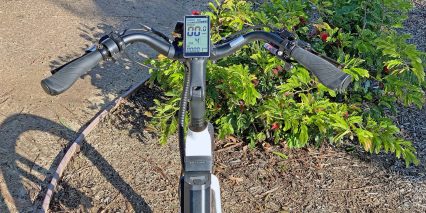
48,22,152,111
0,114,152,212
46,0,191,110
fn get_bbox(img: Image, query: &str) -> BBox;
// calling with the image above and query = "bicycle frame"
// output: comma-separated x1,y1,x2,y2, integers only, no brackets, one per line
180,58,221,213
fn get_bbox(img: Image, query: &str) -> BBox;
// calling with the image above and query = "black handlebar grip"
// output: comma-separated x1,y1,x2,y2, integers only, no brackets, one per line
290,46,352,91
41,50,103,95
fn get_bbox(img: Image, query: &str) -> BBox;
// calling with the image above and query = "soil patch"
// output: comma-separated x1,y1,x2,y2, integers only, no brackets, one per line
51,85,426,212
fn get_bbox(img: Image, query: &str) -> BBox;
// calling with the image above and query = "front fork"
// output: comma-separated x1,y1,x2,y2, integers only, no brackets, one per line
180,124,221,213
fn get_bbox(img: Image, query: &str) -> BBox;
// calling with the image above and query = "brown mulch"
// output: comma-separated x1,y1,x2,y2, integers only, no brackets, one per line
50,83,426,212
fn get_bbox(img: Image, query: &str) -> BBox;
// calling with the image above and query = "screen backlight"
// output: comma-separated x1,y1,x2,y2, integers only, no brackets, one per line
184,16,210,58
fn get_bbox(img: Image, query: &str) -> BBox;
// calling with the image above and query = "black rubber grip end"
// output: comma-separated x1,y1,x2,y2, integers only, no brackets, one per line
41,51,103,96
41,79,57,95
290,46,352,92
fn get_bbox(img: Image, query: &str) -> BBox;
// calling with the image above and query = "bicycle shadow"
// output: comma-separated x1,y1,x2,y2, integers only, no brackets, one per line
0,113,152,212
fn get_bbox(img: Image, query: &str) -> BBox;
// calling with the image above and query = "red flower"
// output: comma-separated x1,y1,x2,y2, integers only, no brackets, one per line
343,111,349,119
272,68,279,75
271,122,280,131
320,32,329,42
251,79,259,86
383,66,390,74
272,65,284,76
299,17,307,26
239,100,245,111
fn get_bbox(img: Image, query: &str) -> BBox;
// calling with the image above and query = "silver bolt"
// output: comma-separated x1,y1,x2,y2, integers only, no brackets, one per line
277,51,283,56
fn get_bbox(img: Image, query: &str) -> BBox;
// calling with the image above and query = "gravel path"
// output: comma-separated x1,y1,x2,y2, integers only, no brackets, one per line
405,1,426,52
385,0,426,176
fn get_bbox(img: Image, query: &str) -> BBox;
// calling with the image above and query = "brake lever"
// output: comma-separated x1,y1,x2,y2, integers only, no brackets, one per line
263,43,294,71
140,24,173,44
273,29,345,69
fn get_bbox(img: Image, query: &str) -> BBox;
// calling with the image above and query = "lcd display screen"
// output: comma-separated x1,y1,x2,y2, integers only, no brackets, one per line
184,16,210,58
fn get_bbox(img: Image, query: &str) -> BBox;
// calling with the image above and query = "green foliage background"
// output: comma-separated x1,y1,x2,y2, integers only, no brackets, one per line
147,0,425,166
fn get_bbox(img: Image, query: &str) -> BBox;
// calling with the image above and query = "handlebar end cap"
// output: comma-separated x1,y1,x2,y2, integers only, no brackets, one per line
41,79,60,96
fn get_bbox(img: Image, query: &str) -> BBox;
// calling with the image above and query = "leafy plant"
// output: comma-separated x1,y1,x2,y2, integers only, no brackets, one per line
147,0,424,166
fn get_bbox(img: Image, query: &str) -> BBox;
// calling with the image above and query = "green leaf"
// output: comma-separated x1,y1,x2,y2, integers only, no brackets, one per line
411,61,425,83
385,59,403,69
299,124,309,147
209,2,218,13
356,129,374,152
272,151,288,159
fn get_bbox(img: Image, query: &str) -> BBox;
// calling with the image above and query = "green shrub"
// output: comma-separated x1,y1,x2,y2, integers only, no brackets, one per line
147,0,425,166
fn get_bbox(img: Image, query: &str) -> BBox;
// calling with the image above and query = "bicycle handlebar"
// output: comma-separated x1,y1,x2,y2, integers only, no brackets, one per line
210,31,284,60
121,33,173,56
211,32,351,91
41,30,351,95
41,32,174,95
41,50,103,95
290,46,351,91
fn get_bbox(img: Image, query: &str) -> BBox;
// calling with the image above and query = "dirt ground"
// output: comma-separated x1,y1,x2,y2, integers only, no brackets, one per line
0,0,209,212
1,0,425,213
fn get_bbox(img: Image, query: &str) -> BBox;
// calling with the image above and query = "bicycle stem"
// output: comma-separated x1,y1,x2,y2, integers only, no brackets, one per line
187,58,208,132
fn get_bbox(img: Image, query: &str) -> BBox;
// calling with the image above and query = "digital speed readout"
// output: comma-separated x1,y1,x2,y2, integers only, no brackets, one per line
184,16,210,58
